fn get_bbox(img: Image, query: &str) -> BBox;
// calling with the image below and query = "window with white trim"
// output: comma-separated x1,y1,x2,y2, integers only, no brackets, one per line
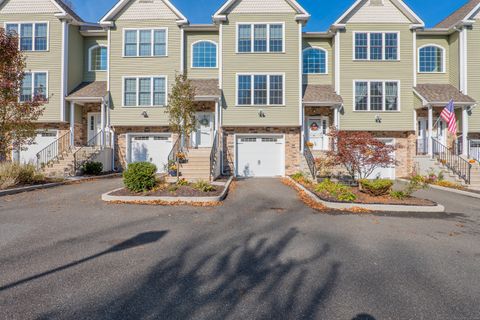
237,74,284,106
237,23,283,53
354,81,399,111
419,45,444,73
5,22,48,51
354,32,398,61
124,29,167,57
192,41,217,68
123,76,167,107
20,72,47,102
89,45,107,71
303,48,327,74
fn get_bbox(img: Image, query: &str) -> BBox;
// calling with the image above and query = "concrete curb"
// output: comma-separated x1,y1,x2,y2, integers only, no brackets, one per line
66,173,122,183
398,178,480,200
101,176,234,204
288,177,445,213
0,182,66,197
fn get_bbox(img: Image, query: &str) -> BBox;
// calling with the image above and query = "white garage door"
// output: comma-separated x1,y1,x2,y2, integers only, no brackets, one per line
236,135,285,177
367,138,396,180
128,134,173,173
18,130,58,165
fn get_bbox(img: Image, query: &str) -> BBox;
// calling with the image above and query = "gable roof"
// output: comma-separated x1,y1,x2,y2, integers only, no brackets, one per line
0,0,84,23
213,0,310,22
435,0,480,29
100,0,188,25
413,84,476,106
333,0,424,27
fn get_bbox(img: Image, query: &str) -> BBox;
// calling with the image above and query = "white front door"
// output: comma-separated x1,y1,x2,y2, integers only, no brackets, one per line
236,135,285,177
418,118,428,153
418,117,447,149
129,134,173,173
193,112,214,148
87,113,102,145
307,117,329,151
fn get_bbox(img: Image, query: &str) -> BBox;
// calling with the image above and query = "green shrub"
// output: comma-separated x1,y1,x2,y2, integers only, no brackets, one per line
359,179,394,197
315,179,357,202
390,190,408,200
82,161,103,176
177,178,189,186
0,162,44,190
168,185,179,193
291,172,312,185
123,162,157,192
193,180,216,192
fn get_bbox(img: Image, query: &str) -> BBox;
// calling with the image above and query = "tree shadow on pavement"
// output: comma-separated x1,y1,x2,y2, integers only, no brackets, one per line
40,227,341,320
0,231,168,292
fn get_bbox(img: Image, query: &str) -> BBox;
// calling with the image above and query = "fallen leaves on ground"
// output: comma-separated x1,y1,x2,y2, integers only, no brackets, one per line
108,200,222,207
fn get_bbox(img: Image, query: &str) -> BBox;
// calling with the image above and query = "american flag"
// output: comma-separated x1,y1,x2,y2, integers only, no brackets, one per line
440,99,457,135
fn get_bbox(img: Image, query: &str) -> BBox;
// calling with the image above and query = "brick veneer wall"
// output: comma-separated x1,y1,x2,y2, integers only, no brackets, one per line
222,127,301,176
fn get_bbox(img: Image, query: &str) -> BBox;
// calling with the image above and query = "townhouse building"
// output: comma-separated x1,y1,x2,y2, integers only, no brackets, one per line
1,0,480,184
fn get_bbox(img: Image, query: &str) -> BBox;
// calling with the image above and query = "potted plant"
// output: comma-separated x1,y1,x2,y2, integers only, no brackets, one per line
166,161,178,177
306,141,314,148
177,152,187,164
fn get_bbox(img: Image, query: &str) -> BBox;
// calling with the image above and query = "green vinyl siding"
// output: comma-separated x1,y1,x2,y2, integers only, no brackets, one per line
339,23,414,131
221,13,301,126
467,21,480,132
302,38,333,86
417,36,449,84
449,32,460,88
109,19,181,126
0,13,63,122
84,37,107,82
185,31,219,79
68,25,84,93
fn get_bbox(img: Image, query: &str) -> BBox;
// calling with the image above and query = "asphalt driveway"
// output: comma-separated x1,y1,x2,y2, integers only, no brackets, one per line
0,178,479,320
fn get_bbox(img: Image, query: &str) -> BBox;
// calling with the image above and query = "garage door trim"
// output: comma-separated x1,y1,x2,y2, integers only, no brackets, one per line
125,132,172,165
234,133,286,178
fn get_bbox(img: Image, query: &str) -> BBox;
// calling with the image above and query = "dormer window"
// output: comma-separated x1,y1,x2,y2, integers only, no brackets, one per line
354,32,399,61
5,22,48,51
237,23,284,53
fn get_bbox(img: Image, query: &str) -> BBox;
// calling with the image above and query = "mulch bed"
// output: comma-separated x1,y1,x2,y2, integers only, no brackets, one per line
296,179,437,206
112,184,225,197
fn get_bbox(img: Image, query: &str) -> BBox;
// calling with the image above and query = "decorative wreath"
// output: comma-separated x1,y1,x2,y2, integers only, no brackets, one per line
199,118,209,126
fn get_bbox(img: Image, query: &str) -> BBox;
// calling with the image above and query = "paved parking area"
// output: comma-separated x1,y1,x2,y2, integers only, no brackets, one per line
0,178,479,320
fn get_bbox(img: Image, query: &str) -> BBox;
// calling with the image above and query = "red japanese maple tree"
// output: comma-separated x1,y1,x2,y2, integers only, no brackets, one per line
327,129,396,180
0,28,45,161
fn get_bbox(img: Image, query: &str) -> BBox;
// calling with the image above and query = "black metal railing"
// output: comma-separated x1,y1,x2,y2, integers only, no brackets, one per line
431,137,471,184
167,136,181,172
210,131,219,181
303,138,317,179
36,131,71,170
73,131,108,173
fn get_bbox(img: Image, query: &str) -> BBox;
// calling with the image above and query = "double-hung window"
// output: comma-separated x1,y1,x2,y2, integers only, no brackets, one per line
237,74,284,106
123,76,167,107
237,23,284,53
354,32,398,60
124,29,167,57
5,22,48,51
20,72,47,102
354,81,399,111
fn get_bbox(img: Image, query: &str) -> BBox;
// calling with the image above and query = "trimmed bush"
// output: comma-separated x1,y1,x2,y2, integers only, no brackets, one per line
359,179,394,197
123,162,157,192
315,179,357,202
82,161,103,176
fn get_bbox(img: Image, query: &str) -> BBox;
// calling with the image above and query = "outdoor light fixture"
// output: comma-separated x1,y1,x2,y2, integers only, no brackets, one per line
258,110,266,118
375,115,382,123
141,110,148,118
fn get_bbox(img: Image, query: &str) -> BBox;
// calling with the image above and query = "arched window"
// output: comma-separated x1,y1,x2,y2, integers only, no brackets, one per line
419,45,445,73
192,41,217,68
89,45,108,71
303,48,327,74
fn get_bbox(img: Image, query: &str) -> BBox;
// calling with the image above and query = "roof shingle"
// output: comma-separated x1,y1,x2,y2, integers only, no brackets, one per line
190,79,220,98
435,0,480,29
67,81,107,99
303,85,343,105
414,84,476,104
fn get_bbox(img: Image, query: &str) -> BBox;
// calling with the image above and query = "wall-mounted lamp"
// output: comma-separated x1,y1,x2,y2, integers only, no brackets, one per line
141,110,149,118
258,110,266,118
375,115,382,123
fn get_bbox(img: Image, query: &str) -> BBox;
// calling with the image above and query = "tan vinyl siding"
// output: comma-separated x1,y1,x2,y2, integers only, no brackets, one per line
185,31,219,79
221,13,301,126
468,21,480,132
449,32,459,88
68,25,84,93
417,36,449,84
339,23,414,131
109,19,182,126
302,38,333,86
413,93,423,110
0,13,63,122
84,37,108,82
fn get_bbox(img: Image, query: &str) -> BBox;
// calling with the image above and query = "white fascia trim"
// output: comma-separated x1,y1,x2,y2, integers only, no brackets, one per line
100,0,188,24
463,3,480,22
412,88,429,107
213,0,310,20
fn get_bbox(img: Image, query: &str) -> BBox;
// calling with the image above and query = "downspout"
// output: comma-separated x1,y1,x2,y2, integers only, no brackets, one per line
60,20,69,122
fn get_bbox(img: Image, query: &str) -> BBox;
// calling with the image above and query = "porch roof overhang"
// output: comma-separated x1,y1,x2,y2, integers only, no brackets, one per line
66,81,108,104
413,84,476,109
302,85,343,107
191,79,221,101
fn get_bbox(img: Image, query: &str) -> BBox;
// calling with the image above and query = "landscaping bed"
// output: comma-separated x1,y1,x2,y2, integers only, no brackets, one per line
111,182,224,197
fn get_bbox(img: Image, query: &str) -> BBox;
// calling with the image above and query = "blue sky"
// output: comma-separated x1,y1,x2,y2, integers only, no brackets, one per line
71,0,468,31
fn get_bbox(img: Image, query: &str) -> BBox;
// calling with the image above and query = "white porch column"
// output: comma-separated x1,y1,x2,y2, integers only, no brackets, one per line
428,105,433,156
333,106,340,129
100,101,106,146
462,106,469,157
215,100,220,132
300,106,305,153
69,101,75,147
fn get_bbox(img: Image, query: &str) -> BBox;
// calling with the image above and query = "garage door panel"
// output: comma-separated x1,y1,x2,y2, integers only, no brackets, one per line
129,135,172,173
19,131,57,164
236,136,284,178
366,139,396,180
